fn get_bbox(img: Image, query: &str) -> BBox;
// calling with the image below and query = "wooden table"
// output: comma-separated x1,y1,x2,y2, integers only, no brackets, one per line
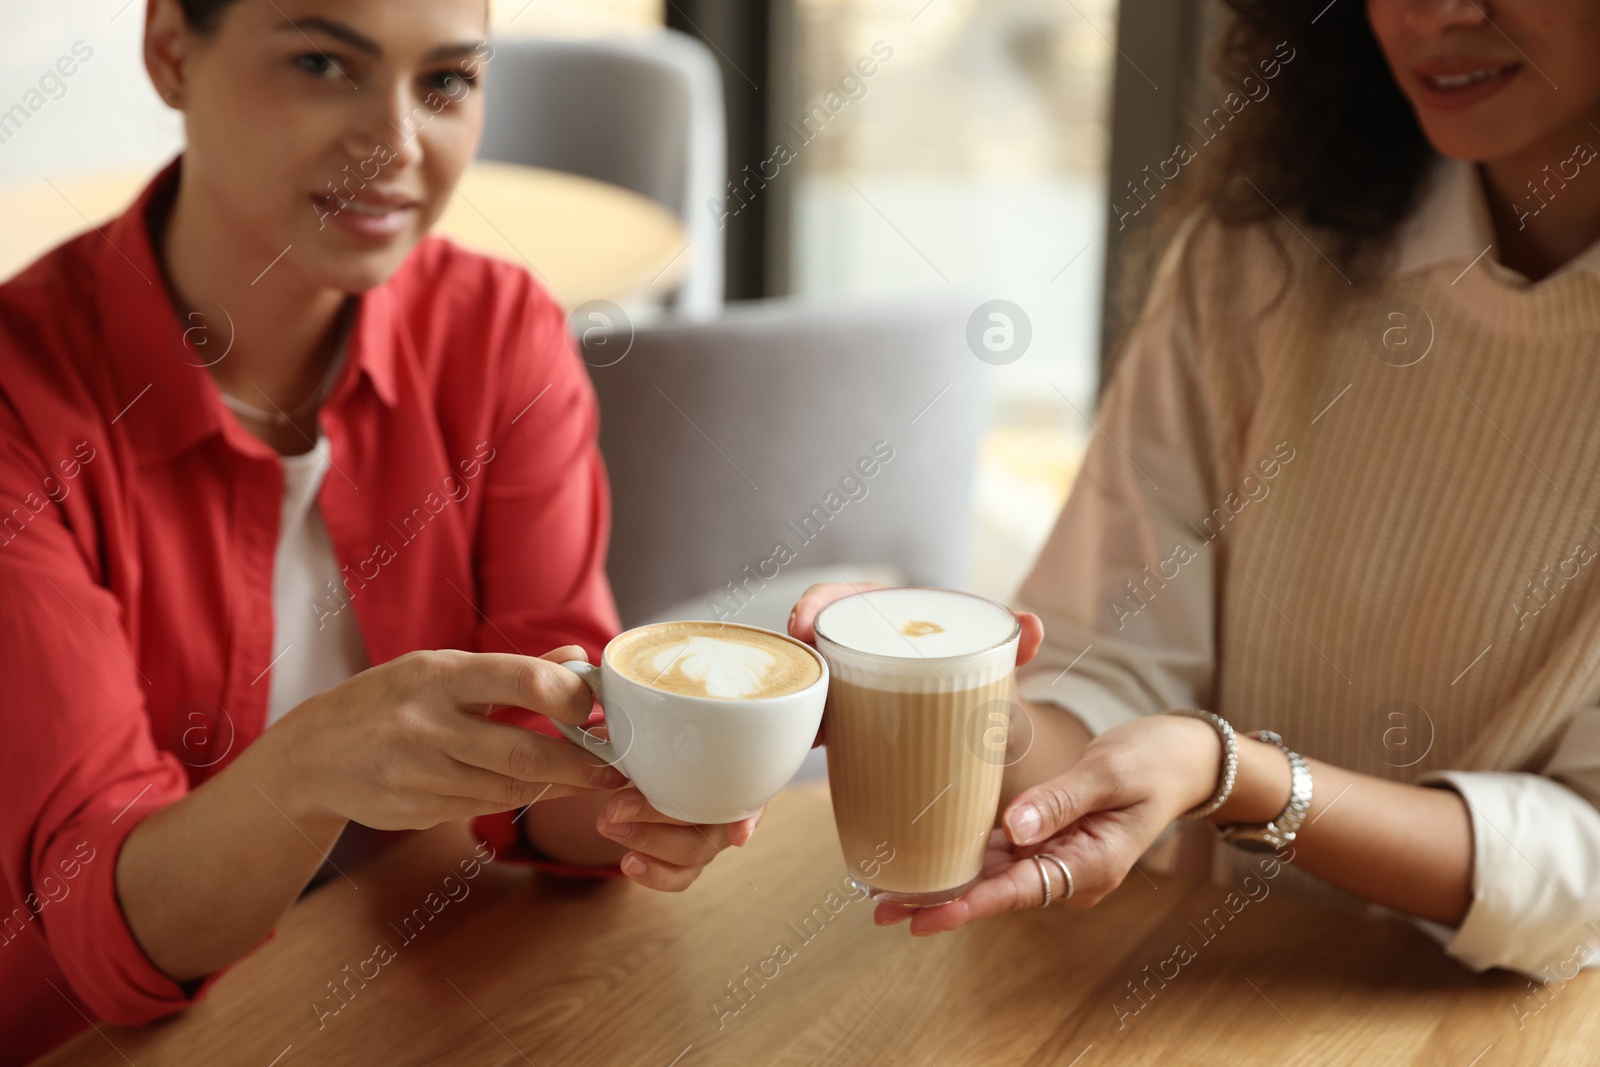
35,789,1599,1066
0,161,689,306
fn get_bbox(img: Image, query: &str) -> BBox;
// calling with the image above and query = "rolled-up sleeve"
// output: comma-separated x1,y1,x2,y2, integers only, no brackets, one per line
465,274,623,875
1014,222,1221,736
0,404,228,1026
1415,710,1600,976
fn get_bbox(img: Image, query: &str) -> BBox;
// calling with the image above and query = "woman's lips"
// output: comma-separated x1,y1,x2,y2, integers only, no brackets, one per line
311,193,416,241
1410,61,1522,112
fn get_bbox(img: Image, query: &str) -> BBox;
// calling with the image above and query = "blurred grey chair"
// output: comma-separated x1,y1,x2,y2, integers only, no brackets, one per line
480,31,726,315
585,298,987,629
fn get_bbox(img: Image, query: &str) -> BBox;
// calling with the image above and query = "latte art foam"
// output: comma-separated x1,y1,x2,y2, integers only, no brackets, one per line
816,588,1018,662
652,637,778,699
611,622,822,700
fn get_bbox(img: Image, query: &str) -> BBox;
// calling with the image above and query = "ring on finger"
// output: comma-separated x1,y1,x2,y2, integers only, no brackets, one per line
1031,854,1053,908
1037,852,1074,904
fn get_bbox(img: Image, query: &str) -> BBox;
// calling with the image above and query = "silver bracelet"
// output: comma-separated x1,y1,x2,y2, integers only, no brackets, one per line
1165,708,1238,821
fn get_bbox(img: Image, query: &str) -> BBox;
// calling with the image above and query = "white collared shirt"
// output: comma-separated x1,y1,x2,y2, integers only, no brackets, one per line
1393,156,1600,285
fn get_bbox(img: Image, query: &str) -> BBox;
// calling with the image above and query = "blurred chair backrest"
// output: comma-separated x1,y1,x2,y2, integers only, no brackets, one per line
481,31,726,315
586,298,986,627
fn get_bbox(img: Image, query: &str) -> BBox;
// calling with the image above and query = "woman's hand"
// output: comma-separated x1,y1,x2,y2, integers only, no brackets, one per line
874,713,1223,935
595,788,765,892
269,645,629,830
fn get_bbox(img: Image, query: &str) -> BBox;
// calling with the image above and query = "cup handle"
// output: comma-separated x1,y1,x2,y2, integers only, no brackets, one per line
554,660,622,767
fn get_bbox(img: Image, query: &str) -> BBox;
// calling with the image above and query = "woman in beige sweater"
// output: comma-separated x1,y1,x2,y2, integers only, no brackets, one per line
794,0,1600,978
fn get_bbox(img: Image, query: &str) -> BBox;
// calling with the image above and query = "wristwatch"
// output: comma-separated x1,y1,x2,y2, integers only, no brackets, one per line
1217,730,1313,853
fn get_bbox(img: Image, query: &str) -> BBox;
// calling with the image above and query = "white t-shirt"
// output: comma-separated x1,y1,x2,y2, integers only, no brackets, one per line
266,436,370,726
265,432,400,889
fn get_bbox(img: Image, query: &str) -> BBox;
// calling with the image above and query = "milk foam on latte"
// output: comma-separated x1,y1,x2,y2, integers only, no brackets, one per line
815,587,1017,680
611,622,821,699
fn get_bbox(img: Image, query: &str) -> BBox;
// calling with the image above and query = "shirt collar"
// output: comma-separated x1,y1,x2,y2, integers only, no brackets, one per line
1393,155,1600,284
97,154,400,468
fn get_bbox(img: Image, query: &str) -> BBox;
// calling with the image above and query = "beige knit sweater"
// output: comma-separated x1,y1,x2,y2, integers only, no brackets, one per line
1013,157,1600,975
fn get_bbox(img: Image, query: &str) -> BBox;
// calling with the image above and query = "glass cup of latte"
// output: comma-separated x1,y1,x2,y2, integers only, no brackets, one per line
815,588,1021,907
550,620,828,825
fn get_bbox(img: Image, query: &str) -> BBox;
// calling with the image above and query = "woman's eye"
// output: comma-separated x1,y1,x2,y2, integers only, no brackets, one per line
429,69,478,96
294,53,348,81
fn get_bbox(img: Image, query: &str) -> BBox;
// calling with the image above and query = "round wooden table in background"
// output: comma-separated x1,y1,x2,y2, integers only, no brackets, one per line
0,160,690,307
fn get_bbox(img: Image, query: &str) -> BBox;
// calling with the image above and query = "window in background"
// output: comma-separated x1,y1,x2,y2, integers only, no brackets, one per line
0,5,181,185
788,0,1116,602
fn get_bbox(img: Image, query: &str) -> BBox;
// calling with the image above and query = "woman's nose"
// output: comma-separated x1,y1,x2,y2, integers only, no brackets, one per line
1401,0,1489,35
343,82,426,173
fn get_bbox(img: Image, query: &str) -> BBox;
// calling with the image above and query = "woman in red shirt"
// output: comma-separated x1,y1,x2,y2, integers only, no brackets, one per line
0,0,759,1060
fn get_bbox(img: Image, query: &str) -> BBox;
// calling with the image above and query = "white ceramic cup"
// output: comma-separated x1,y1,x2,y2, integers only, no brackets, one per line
551,622,829,825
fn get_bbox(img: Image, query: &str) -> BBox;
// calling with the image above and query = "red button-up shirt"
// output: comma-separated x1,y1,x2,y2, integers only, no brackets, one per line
0,157,622,1063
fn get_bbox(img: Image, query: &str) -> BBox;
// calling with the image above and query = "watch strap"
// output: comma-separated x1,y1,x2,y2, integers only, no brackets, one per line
1218,730,1314,851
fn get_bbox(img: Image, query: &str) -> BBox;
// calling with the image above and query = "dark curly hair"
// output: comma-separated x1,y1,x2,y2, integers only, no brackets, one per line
1104,1,1438,384
1197,0,1435,266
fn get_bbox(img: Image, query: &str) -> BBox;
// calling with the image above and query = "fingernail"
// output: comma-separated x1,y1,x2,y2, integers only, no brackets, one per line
787,608,799,632
622,854,647,876
1006,804,1041,844
612,796,640,821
